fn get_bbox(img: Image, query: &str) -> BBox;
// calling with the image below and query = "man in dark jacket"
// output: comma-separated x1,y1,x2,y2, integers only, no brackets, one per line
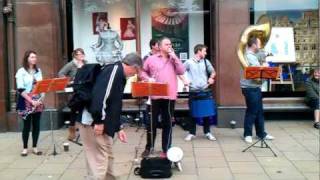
78,53,142,180
305,68,320,129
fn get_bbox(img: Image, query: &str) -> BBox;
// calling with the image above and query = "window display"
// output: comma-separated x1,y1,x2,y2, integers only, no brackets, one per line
72,0,211,93
72,0,136,63
251,0,319,92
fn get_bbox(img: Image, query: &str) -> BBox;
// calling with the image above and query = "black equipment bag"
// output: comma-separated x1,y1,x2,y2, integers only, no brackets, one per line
68,64,101,112
134,157,172,179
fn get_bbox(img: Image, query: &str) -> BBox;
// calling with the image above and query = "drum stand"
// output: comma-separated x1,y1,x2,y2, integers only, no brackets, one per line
242,138,277,157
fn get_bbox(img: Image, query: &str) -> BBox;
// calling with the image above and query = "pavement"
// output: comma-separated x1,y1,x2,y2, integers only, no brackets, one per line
0,120,319,180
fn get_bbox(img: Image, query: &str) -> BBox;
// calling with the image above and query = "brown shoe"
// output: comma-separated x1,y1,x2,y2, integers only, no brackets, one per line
141,149,150,158
67,126,76,140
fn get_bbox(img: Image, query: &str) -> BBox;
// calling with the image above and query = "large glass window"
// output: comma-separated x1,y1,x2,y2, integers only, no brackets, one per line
72,0,137,63
71,0,212,93
250,0,319,95
140,0,212,92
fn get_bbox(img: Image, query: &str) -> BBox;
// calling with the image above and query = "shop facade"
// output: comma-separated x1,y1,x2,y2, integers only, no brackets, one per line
0,0,319,131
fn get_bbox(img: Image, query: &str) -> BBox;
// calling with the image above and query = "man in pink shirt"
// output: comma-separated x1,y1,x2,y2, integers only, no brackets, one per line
140,37,185,158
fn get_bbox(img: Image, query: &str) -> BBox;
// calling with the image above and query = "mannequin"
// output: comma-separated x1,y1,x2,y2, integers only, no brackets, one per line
91,23,124,64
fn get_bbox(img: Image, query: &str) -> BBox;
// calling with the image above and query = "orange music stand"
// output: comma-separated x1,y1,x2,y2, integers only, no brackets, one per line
32,77,69,94
131,82,169,156
245,67,279,80
132,82,169,97
31,77,69,156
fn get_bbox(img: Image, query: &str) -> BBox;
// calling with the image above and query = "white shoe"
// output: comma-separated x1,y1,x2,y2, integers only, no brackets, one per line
184,134,195,141
205,133,216,141
264,134,275,140
244,136,253,143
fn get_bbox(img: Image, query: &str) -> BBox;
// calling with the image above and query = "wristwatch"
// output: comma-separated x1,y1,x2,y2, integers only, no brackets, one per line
119,124,125,130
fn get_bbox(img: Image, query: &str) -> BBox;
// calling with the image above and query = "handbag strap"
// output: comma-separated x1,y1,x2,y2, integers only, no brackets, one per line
204,59,210,79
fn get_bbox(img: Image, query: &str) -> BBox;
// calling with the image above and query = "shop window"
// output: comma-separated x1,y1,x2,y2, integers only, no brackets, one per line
72,0,137,64
250,0,319,95
140,0,212,92
70,0,212,93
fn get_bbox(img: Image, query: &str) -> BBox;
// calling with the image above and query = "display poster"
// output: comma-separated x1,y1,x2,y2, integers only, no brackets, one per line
92,12,108,34
265,27,296,63
120,18,136,40
151,8,189,61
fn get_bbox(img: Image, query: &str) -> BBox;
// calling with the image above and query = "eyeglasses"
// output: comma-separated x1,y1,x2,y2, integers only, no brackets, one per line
76,53,84,56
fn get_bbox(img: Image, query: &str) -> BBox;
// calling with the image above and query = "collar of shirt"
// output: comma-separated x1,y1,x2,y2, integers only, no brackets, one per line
155,53,171,60
246,50,256,56
192,57,203,63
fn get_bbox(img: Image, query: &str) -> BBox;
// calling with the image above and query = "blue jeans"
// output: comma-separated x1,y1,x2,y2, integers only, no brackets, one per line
242,88,267,139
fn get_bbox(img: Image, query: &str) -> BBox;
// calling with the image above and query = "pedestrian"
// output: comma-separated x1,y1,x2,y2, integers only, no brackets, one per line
305,68,320,129
58,48,86,141
184,44,217,141
140,37,185,158
240,37,274,143
16,50,45,156
79,53,142,180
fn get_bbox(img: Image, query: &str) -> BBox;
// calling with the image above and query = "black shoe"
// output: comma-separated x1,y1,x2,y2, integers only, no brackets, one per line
141,149,150,158
313,122,320,129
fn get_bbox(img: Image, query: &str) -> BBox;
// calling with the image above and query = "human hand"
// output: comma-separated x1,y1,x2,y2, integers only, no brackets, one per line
94,124,104,136
118,130,127,143
148,78,156,82
183,79,190,87
208,77,215,85
168,48,178,59
31,100,41,107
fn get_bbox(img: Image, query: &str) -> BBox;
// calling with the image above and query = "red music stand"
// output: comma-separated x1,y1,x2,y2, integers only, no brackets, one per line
243,68,279,157
32,77,69,156
32,77,70,94
132,82,168,155
245,67,280,80
132,82,169,97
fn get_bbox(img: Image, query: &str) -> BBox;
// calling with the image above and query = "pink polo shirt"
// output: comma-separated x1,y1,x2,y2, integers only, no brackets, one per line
139,54,185,100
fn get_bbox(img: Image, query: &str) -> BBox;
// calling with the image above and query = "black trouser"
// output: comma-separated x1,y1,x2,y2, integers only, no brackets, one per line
189,116,211,135
145,99,175,153
22,112,41,149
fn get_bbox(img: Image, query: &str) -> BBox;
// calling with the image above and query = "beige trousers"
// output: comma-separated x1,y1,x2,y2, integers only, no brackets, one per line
79,124,115,180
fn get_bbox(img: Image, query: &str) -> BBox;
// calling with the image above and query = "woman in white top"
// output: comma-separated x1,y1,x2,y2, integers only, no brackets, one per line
15,50,44,156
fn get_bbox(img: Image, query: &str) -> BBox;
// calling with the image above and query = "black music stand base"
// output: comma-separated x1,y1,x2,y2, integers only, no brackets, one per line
242,138,277,157
49,111,59,156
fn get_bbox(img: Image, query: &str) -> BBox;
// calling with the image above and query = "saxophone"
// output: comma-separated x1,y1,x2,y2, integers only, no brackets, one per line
237,15,272,68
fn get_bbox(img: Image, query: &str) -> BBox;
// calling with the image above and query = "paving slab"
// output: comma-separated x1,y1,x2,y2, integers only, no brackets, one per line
0,120,318,180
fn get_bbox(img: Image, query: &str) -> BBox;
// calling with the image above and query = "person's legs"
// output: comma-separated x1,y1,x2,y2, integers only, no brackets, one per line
315,109,320,123
22,115,32,149
242,88,259,138
67,112,77,140
203,116,211,134
143,100,160,155
161,100,174,153
95,134,114,180
307,99,320,128
79,124,97,179
31,112,41,148
188,98,197,135
253,89,267,139
79,123,115,180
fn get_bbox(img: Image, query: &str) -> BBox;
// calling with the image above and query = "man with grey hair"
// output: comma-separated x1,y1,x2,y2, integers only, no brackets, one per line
78,53,142,180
